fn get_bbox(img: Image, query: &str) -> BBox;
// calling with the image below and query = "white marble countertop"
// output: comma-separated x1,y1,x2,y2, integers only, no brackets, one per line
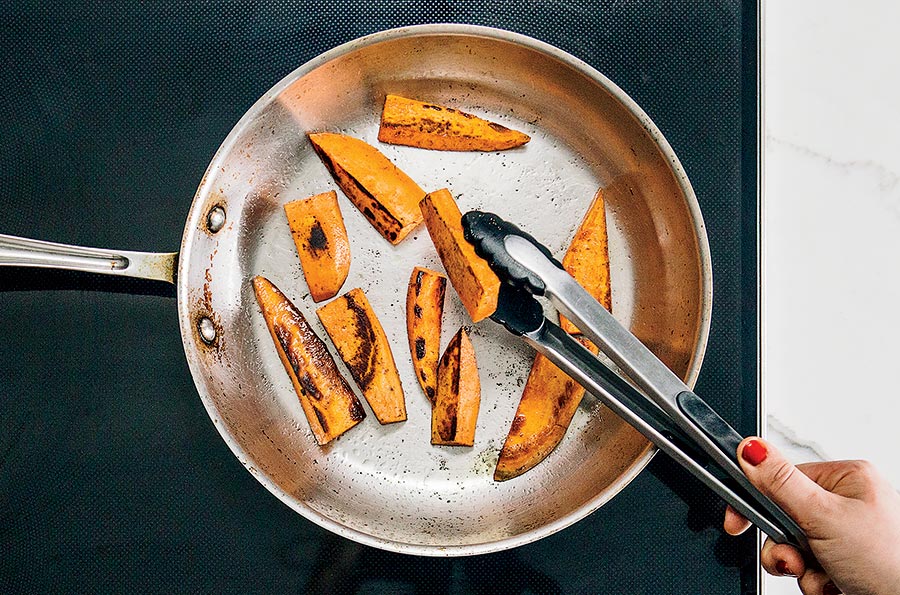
764,1,900,592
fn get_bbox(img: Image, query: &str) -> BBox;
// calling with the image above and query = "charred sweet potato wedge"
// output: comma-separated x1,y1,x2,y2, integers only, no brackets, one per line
560,188,612,333
493,187,613,479
419,188,500,323
316,288,407,424
432,328,480,446
378,94,531,152
284,190,351,302
494,337,598,481
406,267,447,404
252,276,365,445
308,132,424,244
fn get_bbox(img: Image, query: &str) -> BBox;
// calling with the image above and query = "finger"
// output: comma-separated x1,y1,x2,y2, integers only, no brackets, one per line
737,437,830,525
800,459,885,500
794,460,848,485
795,460,869,493
798,568,839,594
723,505,752,535
760,537,806,578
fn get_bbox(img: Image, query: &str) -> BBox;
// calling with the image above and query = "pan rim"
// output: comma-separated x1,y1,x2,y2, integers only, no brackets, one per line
176,23,713,556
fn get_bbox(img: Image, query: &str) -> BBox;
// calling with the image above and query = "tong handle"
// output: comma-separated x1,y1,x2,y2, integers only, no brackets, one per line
676,391,744,466
526,321,797,547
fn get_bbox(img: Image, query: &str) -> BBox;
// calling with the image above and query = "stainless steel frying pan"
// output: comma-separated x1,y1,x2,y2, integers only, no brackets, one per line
0,24,712,556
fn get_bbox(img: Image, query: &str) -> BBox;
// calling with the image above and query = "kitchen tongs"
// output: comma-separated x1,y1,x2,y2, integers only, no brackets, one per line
461,211,809,552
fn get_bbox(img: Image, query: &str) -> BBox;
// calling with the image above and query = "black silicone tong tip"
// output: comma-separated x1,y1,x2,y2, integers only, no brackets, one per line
461,210,563,297
490,284,545,336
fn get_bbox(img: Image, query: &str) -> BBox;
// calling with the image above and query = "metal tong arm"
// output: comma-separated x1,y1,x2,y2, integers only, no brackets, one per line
490,280,802,548
462,211,809,552
524,315,794,545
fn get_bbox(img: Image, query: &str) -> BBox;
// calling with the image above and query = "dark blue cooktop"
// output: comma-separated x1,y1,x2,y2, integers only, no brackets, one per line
0,2,760,593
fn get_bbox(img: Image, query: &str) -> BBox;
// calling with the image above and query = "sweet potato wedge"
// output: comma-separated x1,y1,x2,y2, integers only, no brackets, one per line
316,288,407,424
406,267,447,404
308,132,424,244
378,94,531,152
419,188,501,323
252,276,365,445
560,188,612,333
432,327,480,446
494,187,612,478
284,190,351,302
494,337,598,481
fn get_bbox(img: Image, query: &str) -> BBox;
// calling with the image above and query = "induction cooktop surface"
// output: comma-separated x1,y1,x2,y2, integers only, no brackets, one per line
0,2,760,593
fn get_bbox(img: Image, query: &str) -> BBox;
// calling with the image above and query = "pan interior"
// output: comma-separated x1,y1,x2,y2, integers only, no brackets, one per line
178,27,709,554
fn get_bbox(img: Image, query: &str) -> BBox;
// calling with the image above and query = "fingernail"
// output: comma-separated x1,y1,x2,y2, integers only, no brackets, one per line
774,560,796,577
822,582,841,595
741,439,768,466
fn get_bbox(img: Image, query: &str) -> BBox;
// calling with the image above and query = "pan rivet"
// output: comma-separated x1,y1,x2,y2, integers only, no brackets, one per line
198,317,217,344
207,205,226,233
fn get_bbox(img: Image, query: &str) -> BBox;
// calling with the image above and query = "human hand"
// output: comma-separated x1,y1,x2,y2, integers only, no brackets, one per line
723,437,900,595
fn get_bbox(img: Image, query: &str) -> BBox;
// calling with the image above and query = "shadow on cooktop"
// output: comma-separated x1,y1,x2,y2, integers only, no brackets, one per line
303,532,563,595
648,455,758,569
0,267,176,298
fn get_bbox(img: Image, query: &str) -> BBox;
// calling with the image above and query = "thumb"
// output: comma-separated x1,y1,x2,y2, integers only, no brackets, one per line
737,437,829,527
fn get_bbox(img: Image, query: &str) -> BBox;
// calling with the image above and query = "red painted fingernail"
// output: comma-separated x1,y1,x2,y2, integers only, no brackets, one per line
774,560,796,577
823,581,842,595
741,439,768,466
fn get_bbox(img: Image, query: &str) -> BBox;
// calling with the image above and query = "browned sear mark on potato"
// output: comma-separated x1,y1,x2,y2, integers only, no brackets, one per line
508,414,526,435
437,402,458,442
406,267,447,404
283,190,350,302
253,275,365,445
414,269,425,296
308,132,423,244
313,147,406,243
313,408,329,435
378,95,530,152
297,373,324,402
494,338,599,481
307,220,328,252
419,189,500,322
342,291,378,389
436,332,462,443
317,287,407,424
431,327,480,446
274,325,299,371
347,398,365,422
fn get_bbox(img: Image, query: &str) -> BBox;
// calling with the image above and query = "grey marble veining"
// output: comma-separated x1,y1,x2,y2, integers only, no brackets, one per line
768,136,900,195
764,1,900,593
766,415,829,463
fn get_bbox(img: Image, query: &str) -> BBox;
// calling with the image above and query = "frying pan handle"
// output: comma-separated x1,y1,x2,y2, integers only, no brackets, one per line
0,234,177,284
